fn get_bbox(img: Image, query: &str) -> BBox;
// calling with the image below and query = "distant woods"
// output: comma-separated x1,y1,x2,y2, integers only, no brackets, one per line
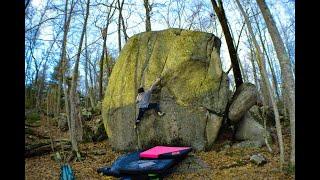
25,0,295,168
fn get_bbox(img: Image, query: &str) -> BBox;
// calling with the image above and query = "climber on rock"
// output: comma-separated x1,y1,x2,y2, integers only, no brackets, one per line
135,77,165,127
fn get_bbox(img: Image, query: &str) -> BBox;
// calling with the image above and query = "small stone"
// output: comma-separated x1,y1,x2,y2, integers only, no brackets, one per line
223,144,231,149
92,149,107,155
250,153,267,166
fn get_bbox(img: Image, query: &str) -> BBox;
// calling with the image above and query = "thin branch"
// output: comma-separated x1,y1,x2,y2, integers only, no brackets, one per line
236,21,246,52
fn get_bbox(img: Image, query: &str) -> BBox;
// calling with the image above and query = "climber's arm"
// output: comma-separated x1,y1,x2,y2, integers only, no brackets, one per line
149,77,161,91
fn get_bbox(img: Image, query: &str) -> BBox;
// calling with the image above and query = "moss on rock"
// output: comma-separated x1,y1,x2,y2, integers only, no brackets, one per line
103,28,229,151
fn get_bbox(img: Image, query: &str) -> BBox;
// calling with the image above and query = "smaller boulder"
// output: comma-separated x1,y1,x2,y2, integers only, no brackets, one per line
83,118,107,142
92,120,107,142
250,153,267,166
81,108,92,121
249,105,275,127
94,101,102,115
235,112,271,146
83,125,95,142
205,113,223,150
228,83,257,123
58,113,68,132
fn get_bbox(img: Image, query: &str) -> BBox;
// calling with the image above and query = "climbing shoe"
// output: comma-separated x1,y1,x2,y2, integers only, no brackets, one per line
134,120,140,129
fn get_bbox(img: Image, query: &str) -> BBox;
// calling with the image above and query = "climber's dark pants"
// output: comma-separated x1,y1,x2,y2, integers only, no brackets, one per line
137,103,161,121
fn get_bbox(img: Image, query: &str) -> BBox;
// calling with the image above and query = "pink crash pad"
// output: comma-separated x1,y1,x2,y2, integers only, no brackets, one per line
139,146,191,159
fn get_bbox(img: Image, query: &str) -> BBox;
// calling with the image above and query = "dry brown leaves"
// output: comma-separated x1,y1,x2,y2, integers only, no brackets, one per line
26,116,294,180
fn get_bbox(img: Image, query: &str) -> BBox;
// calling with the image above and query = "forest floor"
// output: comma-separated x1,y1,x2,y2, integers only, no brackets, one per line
25,115,295,180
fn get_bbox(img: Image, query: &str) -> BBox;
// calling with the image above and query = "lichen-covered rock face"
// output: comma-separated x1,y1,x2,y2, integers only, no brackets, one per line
102,28,229,151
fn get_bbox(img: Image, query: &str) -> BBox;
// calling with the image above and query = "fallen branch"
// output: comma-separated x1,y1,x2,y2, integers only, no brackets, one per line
218,160,249,170
25,123,41,128
25,140,71,158
25,127,50,139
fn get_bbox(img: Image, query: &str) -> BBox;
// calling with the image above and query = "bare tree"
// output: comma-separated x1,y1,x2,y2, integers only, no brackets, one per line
144,0,152,32
246,30,260,90
210,0,243,88
253,9,281,100
174,0,186,28
277,15,295,75
84,30,90,108
117,0,124,52
235,0,285,168
98,0,116,101
186,1,203,30
58,0,77,131
256,0,295,166
69,0,90,157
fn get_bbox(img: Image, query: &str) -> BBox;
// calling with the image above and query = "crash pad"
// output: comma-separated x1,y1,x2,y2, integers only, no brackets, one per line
97,151,141,177
119,159,175,175
139,146,192,159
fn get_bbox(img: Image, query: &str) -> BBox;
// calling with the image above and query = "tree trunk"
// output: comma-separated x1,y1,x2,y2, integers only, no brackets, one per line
253,12,281,100
69,0,90,152
121,16,129,42
210,0,243,88
239,59,248,82
277,16,295,75
235,0,285,168
119,0,128,42
59,0,76,127
248,33,260,91
256,0,295,166
56,81,61,116
88,62,96,109
99,1,116,101
99,35,106,101
144,0,152,32
117,0,123,52
247,29,271,107
84,31,89,109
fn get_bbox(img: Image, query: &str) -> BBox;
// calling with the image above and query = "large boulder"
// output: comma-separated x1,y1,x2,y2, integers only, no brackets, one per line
102,28,229,151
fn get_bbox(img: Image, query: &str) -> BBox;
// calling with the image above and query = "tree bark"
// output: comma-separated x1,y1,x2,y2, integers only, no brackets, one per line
253,12,281,100
256,0,295,166
277,16,295,75
235,0,285,168
69,0,90,152
99,35,107,101
239,59,248,82
59,0,76,127
117,0,123,52
246,23,271,107
210,0,243,88
84,31,89,109
119,0,128,42
247,30,260,91
88,63,96,109
144,0,152,32
99,0,116,101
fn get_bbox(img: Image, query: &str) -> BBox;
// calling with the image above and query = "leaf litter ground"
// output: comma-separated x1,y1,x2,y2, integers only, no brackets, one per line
25,115,294,180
